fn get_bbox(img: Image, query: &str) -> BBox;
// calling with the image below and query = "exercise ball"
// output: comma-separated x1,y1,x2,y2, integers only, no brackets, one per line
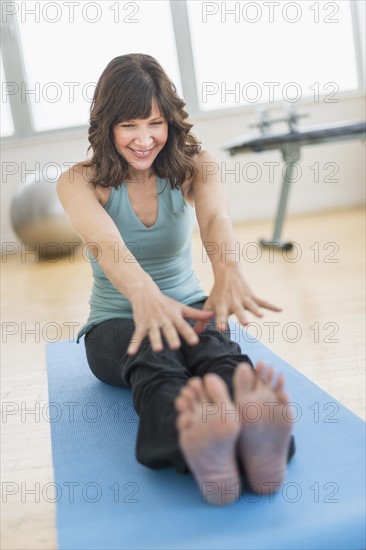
10,168,81,260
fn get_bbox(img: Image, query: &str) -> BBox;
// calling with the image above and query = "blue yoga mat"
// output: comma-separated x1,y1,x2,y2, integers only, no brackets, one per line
46,331,365,550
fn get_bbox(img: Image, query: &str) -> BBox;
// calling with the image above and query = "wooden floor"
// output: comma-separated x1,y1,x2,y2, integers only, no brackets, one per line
1,207,365,549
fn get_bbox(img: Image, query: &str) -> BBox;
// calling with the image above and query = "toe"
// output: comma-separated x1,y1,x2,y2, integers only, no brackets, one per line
175,396,189,413
176,411,192,430
233,362,255,397
179,385,197,409
275,373,285,391
187,377,203,400
265,367,275,385
277,389,290,408
255,361,266,378
203,373,231,405
254,362,269,389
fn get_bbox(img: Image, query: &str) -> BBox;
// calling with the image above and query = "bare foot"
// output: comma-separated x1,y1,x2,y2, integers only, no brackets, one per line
233,362,293,495
174,375,241,505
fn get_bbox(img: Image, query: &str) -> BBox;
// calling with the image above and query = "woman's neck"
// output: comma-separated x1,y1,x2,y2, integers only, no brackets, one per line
125,168,156,186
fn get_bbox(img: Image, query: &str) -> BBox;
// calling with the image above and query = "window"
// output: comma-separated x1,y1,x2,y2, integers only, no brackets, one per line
13,0,182,131
1,0,363,139
187,0,359,111
1,54,15,137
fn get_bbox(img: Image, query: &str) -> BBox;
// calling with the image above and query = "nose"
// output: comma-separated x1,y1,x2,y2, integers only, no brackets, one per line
134,127,154,149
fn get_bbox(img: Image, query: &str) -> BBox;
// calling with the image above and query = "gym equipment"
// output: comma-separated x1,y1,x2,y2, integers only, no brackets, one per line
224,107,366,250
10,168,81,259
249,104,309,135
46,330,365,550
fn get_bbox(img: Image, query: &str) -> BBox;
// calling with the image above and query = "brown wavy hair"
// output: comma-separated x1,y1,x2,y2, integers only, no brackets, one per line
80,53,201,189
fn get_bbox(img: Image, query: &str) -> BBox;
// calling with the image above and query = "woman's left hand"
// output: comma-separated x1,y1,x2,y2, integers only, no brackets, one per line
193,262,282,334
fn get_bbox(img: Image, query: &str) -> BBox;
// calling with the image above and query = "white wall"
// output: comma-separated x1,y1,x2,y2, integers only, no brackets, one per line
1,93,365,247
192,94,365,221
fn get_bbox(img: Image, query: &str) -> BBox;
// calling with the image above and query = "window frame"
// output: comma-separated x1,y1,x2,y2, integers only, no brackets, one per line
1,0,364,147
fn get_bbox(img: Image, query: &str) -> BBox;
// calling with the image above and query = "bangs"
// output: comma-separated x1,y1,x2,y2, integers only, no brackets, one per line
112,78,166,125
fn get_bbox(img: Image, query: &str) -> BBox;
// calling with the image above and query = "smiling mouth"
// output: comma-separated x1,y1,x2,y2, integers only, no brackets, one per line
128,148,154,158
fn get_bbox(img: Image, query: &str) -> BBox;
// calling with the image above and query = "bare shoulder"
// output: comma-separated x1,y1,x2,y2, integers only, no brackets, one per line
193,148,216,168
58,160,91,186
58,160,109,205
65,160,95,185
187,149,215,184
181,149,212,206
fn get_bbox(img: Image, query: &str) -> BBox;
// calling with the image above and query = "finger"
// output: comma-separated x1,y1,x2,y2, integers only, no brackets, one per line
253,297,282,312
161,323,181,350
127,328,144,356
190,301,214,334
175,319,200,347
213,306,229,332
148,326,164,353
242,297,264,317
182,305,214,320
233,306,249,327
192,317,211,335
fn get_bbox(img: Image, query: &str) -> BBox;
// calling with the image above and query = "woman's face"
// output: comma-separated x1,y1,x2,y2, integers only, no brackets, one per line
112,99,168,173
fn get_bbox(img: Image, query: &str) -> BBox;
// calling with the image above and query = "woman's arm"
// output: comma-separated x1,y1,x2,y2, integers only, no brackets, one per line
57,166,213,353
57,165,152,299
190,149,282,332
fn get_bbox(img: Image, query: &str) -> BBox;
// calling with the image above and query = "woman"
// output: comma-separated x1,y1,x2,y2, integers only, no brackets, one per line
57,53,295,506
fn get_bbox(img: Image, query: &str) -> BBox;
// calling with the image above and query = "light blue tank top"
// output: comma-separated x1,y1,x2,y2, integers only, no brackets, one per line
76,176,207,342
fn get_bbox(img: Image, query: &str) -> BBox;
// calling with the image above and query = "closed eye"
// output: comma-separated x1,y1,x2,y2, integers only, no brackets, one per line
119,121,163,128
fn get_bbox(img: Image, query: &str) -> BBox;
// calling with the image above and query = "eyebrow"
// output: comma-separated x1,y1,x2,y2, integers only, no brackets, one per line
123,115,164,122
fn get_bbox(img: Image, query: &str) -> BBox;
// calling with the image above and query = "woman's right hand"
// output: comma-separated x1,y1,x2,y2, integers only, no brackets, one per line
126,283,214,355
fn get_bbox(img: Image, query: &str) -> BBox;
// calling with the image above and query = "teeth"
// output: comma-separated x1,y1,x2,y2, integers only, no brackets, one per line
132,149,151,156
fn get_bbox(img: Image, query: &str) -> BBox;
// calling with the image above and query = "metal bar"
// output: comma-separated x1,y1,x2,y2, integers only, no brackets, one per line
169,1,200,116
1,8,33,139
273,163,294,241
350,0,365,91
272,143,301,241
260,143,301,249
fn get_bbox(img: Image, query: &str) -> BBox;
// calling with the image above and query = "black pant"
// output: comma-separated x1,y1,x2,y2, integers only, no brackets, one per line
84,299,295,478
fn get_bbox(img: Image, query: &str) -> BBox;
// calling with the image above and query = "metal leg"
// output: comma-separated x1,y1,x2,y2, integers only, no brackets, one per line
260,142,301,251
